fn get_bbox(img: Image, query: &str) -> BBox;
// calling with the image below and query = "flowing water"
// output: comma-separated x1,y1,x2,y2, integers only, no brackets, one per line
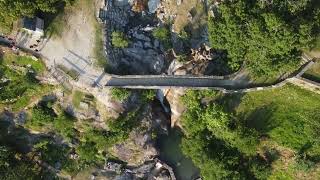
156,128,200,180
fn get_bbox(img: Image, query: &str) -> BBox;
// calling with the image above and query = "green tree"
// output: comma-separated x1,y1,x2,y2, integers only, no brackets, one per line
208,0,320,77
0,0,74,33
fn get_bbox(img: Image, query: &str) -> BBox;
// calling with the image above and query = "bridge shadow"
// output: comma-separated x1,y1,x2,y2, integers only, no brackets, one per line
68,49,91,65
63,57,85,74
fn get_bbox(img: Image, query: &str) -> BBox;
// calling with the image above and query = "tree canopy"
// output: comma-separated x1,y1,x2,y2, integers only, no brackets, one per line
208,0,320,76
0,0,74,32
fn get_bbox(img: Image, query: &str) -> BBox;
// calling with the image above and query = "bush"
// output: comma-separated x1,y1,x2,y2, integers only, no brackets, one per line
140,89,156,103
111,31,129,48
53,113,76,141
110,88,130,101
152,27,172,49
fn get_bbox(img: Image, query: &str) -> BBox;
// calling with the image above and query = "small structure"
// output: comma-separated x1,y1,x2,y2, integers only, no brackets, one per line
21,17,44,35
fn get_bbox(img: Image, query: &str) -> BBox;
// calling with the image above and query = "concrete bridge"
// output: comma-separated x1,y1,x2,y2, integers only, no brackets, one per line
105,75,246,90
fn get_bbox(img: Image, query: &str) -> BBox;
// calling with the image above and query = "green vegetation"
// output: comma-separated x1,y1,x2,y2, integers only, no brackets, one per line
94,23,108,69
152,27,172,49
111,31,129,48
72,90,85,108
110,88,131,101
208,0,320,78
0,0,74,33
140,89,156,103
180,85,320,179
53,112,77,141
0,52,52,112
233,84,320,153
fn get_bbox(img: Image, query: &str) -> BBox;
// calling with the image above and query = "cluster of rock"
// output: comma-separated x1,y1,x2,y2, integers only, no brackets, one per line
109,103,168,165
98,159,175,180
100,0,168,75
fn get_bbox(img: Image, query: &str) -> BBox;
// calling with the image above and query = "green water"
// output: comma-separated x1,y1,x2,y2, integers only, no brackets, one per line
157,128,200,180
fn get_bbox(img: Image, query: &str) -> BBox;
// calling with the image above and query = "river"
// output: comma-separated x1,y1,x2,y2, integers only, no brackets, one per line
156,128,200,180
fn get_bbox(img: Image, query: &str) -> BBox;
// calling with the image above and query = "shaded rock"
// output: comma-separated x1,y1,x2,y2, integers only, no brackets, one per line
114,0,129,7
14,111,27,125
144,42,153,49
133,33,151,42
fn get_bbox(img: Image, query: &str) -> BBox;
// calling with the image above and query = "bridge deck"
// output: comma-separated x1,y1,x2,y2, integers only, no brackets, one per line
105,76,245,89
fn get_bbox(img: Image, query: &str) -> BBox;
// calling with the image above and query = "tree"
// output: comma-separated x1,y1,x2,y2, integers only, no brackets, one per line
208,0,320,77
0,0,74,33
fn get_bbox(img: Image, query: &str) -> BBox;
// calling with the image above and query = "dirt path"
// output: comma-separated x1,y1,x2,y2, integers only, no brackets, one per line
39,0,104,86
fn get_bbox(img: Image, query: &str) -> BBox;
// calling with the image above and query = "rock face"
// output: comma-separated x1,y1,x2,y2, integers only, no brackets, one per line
100,0,169,75
109,104,167,166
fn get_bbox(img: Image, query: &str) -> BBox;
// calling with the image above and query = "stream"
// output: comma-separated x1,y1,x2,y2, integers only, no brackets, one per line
156,128,200,180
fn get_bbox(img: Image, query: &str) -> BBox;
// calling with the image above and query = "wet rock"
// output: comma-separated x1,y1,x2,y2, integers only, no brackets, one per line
133,32,151,42
144,41,153,49
133,41,144,49
154,39,160,49
114,0,129,6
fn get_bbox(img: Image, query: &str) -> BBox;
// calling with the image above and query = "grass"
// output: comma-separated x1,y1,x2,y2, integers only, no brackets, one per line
233,84,320,151
3,53,46,73
0,52,53,112
93,22,107,69
303,61,320,83
72,90,85,109
110,88,131,101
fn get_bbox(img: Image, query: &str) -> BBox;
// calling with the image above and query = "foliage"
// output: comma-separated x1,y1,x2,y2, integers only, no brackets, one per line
26,104,56,129
111,31,129,48
94,22,108,70
110,88,130,101
234,84,320,155
72,90,85,108
0,0,74,33
208,0,320,77
53,112,76,141
179,85,320,179
152,27,172,49
76,110,141,165
140,89,156,103
0,53,51,111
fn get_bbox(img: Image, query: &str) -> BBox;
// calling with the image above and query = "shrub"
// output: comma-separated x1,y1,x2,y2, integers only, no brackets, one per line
152,27,172,49
111,31,129,48
110,88,130,101
53,113,76,141
152,27,170,42
140,89,156,103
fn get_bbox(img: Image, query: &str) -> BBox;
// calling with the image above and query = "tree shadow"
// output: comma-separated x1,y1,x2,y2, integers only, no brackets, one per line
239,104,278,135
216,92,246,113
204,131,273,179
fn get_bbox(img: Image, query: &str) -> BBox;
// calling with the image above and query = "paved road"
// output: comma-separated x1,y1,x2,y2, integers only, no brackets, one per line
106,76,246,89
